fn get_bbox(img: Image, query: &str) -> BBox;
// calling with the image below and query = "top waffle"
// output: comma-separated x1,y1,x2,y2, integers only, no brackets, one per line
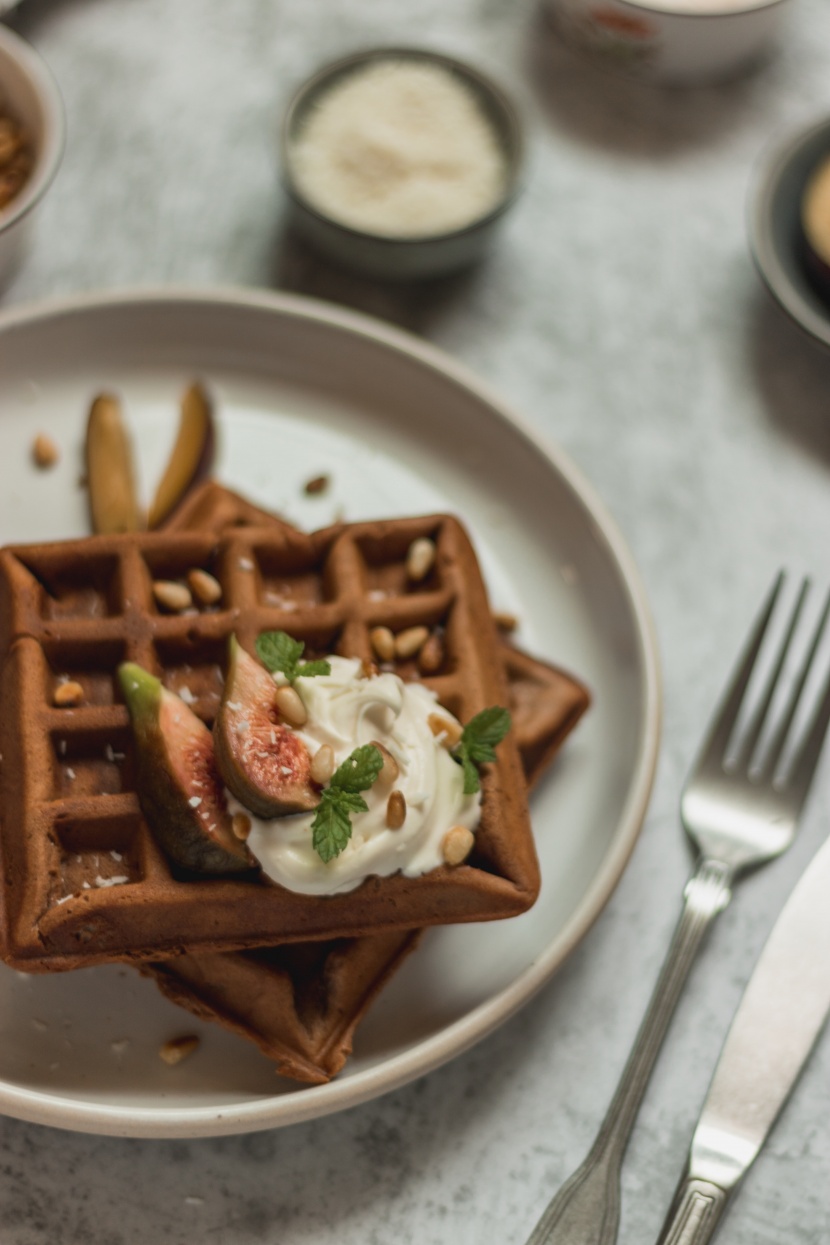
0,512,539,970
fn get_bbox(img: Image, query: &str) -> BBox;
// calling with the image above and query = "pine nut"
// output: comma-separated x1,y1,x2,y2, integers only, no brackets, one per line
370,626,395,662
394,625,429,659
310,744,335,784
493,611,519,633
187,568,222,606
304,473,330,495
32,433,59,469
54,680,84,708
153,580,192,613
159,1035,200,1065
361,659,379,679
371,740,399,788
428,712,463,748
231,813,251,841
418,632,444,674
385,790,407,830
442,825,474,866
275,684,308,727
406,537,436,582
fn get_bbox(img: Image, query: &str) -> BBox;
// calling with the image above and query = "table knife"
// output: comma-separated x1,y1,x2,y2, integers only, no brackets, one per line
655,829,830,1245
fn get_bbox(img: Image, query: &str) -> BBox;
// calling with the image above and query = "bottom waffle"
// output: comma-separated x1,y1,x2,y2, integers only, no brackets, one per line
138,484,590,1082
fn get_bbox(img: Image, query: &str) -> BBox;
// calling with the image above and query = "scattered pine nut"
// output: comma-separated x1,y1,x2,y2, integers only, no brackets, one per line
428,712,463,748
310,744,335,784
54,680,84,708
385,789,407,829
371,740,399,788
406,537,436,582
370,626,395,662
304,473,330,495
159,1035,200,1066
153,580,192,613
232,813,252,841
275,685,308,727
394,625,429,660
187,568,222,606
493,611,519,633
361,658,379,679
32,433,59,469
442,825,474,866
418,632,444,674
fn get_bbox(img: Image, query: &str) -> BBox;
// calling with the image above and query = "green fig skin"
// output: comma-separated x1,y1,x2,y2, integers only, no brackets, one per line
213,636,319,818
118,662,254,875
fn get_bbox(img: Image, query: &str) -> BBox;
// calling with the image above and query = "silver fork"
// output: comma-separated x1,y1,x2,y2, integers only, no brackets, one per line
524,573,830,1245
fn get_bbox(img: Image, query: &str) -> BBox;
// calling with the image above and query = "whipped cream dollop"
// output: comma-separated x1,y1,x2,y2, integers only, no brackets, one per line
240,656,481,895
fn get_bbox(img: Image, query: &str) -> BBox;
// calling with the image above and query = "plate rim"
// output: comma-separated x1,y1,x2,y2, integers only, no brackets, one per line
0,284,661,1137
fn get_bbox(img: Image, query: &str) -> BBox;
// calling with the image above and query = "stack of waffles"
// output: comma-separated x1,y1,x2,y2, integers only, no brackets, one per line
0,483,589,1083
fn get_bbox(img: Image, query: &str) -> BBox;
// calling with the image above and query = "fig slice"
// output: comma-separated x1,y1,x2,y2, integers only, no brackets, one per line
86,393,143,534
147,382,215,529
118,662,253,875
214,635,320,818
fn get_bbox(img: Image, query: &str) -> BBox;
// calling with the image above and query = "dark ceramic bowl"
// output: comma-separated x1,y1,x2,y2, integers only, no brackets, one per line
281,46,524,281
748,115,830,349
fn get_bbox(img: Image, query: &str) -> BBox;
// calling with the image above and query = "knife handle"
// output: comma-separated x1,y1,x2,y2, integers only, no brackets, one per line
656,1177,731,1245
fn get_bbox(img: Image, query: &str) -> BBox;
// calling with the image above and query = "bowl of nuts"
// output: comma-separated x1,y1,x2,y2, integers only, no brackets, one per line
0,24,64,289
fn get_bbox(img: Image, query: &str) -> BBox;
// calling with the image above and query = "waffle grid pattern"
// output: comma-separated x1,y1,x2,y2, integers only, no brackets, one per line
0,515,537,969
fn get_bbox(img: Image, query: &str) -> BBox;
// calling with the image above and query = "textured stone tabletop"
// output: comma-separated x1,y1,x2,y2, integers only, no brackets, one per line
2,0,830,1241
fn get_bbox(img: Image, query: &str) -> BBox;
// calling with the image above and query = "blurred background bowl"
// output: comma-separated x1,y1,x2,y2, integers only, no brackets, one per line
281,46,524,281
543,0,792,85
748,115,830,352
0,23,64,290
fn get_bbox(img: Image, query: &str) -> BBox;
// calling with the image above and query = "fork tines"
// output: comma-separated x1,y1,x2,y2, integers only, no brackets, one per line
702,574,830,791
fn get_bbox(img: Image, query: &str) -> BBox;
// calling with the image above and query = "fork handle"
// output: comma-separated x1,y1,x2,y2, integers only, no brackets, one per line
524,858,733,1245
597,859,733,1146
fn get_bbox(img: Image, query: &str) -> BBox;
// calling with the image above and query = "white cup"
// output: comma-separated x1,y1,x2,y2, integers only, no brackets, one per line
545,0,791,85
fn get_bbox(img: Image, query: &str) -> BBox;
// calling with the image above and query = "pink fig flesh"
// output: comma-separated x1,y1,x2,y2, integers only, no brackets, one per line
213,636,319,818
119,662,253,875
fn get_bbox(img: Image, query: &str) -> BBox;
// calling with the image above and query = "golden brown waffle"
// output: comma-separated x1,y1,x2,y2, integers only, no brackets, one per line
166,483,592,791
145,930,421,1084
139,485,590,1082
0,510,540,970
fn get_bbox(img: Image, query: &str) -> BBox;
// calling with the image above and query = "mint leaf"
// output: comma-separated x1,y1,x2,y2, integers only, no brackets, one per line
452,706,511,794
256,631,304,678
309,745,382,861
311,793,353,863
256,631,331,682
296,659,332,679
459,753,481,796
330,744,383,794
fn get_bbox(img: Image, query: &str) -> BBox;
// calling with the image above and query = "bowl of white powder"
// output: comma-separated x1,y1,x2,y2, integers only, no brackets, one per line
281,47,523,280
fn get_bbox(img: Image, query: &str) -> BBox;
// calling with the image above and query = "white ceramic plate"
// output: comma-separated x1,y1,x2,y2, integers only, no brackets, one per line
0,288,660,1138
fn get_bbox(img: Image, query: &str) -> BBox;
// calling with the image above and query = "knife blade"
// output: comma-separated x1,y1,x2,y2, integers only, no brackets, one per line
656,829,830,1245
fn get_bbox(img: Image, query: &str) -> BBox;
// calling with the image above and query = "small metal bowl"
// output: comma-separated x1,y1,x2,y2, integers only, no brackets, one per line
281,46,524,281
0,24,64,290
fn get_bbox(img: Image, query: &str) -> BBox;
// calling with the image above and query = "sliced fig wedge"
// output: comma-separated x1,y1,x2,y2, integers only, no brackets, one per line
147,382,215,529
86,393,143,534
119,662,253,875
214,636,319,818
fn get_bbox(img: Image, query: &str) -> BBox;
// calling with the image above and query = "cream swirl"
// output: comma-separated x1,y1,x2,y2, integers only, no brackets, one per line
241,656,480,895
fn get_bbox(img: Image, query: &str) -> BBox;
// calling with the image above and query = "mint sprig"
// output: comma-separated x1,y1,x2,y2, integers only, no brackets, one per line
256,630,331,682
452,706,512,795
311,744,384,863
